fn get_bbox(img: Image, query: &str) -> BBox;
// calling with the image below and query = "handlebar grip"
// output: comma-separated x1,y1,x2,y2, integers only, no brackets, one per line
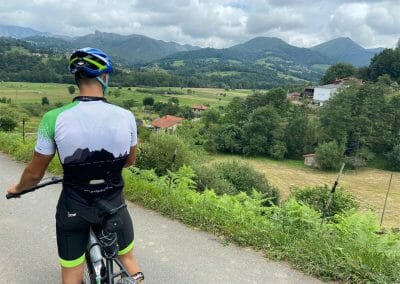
6,193,19,199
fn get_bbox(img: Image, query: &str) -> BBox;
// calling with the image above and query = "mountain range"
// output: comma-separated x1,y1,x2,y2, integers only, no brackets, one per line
0,24,386,86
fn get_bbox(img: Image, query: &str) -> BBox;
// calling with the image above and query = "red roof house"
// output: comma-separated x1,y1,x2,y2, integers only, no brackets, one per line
192,104,209,111
150,115,184,132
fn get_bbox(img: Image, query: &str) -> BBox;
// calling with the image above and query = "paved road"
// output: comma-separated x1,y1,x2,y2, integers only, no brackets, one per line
0,153,323,284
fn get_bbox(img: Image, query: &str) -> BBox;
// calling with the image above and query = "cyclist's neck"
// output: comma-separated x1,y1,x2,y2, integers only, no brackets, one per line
78,84,103,98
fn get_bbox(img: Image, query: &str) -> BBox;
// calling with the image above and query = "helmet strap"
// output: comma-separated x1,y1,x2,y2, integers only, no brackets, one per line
96,74,109,96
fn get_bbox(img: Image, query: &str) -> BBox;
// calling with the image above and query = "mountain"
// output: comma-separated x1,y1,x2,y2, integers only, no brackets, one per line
162,37,331,66
311,37,383,67
154,37,331,87
0,24,45,39
24,31,200,66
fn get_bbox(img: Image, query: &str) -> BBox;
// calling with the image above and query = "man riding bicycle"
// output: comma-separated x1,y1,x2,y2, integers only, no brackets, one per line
7,48,143,284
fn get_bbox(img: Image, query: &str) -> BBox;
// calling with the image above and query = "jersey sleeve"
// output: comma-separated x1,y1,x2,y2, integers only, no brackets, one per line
35,112,56,155
129,112,138,147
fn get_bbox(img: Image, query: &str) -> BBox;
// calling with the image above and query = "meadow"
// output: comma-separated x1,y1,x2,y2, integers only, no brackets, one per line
2,82,400,228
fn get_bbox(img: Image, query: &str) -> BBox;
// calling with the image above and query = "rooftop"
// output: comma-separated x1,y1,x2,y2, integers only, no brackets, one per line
150,115,184,129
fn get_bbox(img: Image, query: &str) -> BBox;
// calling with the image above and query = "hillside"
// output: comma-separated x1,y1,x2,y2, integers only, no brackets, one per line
0,24,44,39
24,31,200,66
155,37,329,88
311,37,384,67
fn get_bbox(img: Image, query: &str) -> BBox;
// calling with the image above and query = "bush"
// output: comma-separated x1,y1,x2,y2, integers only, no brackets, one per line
210,160,280,205
193,165,236,195
0,117,17,131
290,185,359,218
136,133,198,175
41,96,49,105
142,97,154,106
67,85,75,95
315,141,344,170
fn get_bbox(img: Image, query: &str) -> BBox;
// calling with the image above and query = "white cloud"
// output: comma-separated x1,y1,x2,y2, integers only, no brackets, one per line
0,0,398,48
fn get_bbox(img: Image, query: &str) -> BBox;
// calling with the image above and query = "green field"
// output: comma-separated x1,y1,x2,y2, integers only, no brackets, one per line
0,82,252,106
0,82,253,130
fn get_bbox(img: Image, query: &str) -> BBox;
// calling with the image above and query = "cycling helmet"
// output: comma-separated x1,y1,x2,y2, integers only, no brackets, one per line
69,47,113,78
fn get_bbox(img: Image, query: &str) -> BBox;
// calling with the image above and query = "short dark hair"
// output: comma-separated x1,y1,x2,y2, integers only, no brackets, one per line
75,72,99,87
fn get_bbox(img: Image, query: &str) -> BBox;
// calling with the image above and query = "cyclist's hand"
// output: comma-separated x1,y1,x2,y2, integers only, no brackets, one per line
7,184,22,198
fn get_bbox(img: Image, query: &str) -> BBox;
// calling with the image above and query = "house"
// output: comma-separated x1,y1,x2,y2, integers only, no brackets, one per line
303,82,346,106
287,92,301,101
150,115,184,132
303,87,315,99
192,104,209,117
303,154,320,168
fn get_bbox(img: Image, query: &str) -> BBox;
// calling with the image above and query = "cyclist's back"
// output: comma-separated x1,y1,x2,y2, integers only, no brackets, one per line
36,96,137,203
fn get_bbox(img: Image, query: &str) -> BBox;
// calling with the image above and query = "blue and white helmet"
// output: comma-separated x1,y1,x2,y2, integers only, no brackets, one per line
69,47,113,78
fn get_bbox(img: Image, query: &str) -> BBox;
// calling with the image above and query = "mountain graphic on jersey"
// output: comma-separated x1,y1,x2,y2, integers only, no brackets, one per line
64,148,128,164
63,148,128,184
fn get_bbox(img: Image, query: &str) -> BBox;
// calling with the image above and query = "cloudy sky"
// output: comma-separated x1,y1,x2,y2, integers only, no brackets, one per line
0,0,398,48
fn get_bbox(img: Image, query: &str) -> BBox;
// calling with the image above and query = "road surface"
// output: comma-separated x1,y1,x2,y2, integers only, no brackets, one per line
0,153,323,284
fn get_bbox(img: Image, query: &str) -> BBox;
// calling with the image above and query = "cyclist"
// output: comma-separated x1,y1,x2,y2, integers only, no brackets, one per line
7,47,143,284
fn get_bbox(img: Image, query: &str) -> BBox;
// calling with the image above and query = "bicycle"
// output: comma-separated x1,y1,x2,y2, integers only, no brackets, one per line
6,177,144,284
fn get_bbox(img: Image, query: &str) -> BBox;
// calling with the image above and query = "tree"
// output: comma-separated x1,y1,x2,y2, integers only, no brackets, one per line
387,144,400,171
321,63,356,84
201,109,220,128
214,124,243,153
179,106,195,119
369,48,400,83
41,97,49,105
122,99,137,110
315,141,344,170
242,106,283,155
285,114,317,158
168,97,179,105
0,117,17,131
68,85,76,95
136,133,197,175
142,96,154,106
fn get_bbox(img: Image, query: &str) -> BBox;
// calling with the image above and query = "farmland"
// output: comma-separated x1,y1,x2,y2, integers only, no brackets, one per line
1,82,400,228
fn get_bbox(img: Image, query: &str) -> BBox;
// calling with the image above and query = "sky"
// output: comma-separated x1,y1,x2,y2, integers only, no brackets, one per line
0,0,398,49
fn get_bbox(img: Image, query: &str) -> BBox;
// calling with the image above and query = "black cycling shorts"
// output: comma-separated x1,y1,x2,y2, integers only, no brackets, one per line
55,189,134,268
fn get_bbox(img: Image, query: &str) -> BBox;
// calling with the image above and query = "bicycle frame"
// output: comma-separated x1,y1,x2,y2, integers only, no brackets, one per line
86,228,132,284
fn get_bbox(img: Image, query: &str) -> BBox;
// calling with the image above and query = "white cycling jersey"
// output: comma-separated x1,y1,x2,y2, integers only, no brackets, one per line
35,96,137,164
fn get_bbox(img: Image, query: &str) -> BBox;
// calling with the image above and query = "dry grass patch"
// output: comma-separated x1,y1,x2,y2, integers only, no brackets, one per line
210,154,400,228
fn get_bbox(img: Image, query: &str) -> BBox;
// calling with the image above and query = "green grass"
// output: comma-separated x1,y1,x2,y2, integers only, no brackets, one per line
1,132,400,283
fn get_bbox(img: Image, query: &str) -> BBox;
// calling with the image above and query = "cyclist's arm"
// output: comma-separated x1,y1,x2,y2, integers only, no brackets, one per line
9,151,54,194
124,146,136,167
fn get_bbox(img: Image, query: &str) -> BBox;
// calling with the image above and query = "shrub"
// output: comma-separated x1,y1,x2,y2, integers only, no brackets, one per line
315,141,344,170
67,85,75,95
142,97,154,106
0,117,17,131
136,133,198,175
212,160,280,205
193,165,237,195
41,96,49,105
290,185,359,218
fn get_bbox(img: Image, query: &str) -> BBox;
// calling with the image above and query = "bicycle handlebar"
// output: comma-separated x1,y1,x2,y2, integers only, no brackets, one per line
6,176,63,199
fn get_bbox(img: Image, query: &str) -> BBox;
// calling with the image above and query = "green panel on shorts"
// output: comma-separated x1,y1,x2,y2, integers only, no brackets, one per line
59,253,85,268
118,240,135,255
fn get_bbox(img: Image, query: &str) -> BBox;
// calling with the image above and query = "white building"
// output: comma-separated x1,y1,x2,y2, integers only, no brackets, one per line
313,83,344,105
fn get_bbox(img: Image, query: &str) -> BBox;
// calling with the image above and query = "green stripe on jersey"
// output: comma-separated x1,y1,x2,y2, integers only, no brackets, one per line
37,101,79,141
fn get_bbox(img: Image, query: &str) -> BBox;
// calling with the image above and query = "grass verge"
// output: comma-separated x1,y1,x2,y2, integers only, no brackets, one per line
1,132,400,283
